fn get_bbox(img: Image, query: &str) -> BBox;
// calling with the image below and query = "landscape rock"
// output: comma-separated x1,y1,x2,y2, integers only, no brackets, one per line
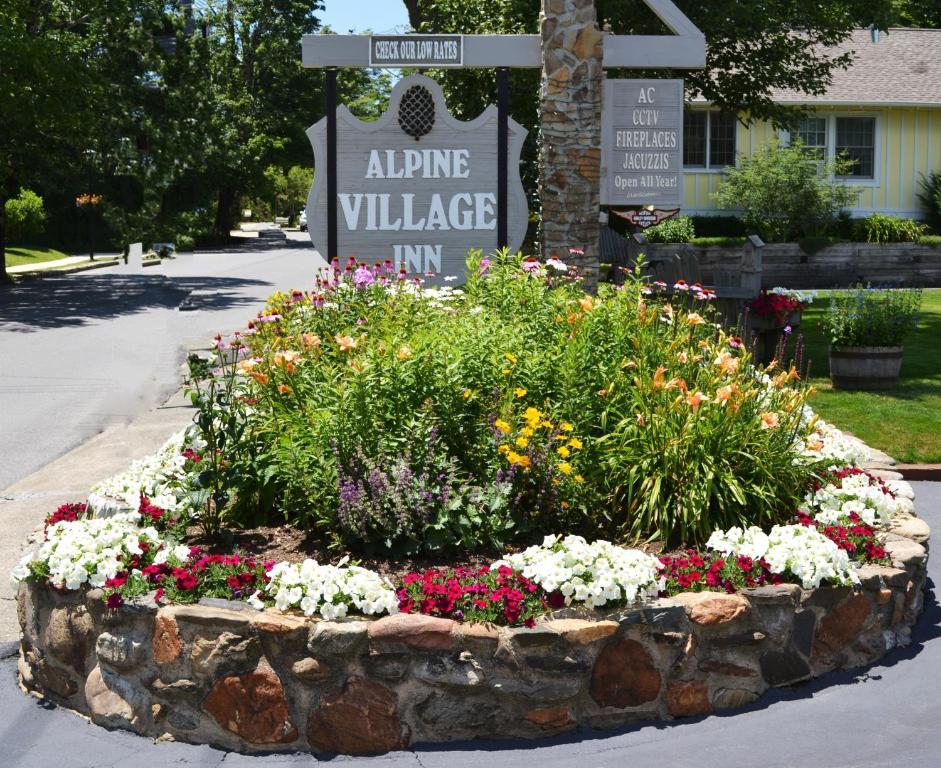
190,631,261,678
712,687,761,710
203,666,297,744
812,592,871,657
291,657,331,681
44,605,95,673
308,620,369,656
666,680,712,717
590,638,662,708
95,631,143,670
85,664,145,729
523,705,575,730
674,593,751,626
152,613,183,665
543,618,619,644
307,677,408,754
368,614,455,651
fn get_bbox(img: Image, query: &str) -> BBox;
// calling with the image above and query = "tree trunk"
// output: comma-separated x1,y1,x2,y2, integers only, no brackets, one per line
402,0,424,30
0,194,10,282
214,187,238,239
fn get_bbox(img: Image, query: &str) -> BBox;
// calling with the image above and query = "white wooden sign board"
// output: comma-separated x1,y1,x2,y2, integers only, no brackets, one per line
306,74,528,280
601,79,684,208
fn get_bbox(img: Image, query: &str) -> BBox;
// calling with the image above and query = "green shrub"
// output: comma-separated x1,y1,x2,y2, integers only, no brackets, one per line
855,214,926,244
176,234,195,252
712,139,861,242
644,215,695,243
917,171,941,231
196,253,821,551
822,286,922,347
918,234,941,247
4,188,46,241
692,236,746,247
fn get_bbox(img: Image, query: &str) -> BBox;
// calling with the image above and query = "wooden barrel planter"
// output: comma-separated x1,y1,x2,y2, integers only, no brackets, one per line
829,346,903,390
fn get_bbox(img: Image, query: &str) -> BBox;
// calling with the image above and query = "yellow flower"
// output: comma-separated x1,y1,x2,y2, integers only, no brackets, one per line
514,387,527,398
568,437,583,450
462,388,475,400
523,407,542,426
516,437,529,448
494,419,511,433
560,421,574,432
574,474,585,483
498,444,510,454
557,445,571,458
558,462,573,475
502,368,511,376
521,426,534,437
555,434,568,441
540,420,553,429
396,345,412,361
508,451,531,468
504,352,518,364
578,296,594,312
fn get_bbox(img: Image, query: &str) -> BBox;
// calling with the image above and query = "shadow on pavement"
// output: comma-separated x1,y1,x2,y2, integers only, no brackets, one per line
0,274,271,333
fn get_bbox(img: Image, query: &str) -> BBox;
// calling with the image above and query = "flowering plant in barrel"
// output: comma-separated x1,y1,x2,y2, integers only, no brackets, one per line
822,286,922,390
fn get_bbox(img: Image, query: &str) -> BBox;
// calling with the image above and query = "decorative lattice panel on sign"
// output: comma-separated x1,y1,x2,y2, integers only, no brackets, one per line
398,85,436,140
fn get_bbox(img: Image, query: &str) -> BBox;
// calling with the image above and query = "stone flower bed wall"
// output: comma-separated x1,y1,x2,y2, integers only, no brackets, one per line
16,516,929,756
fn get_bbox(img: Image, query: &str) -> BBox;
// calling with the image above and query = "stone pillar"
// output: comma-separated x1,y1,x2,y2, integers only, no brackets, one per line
539,0,604,287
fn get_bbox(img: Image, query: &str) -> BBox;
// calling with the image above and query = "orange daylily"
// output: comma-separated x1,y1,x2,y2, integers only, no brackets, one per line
336,335,357,352
685,391,705,411
761,412,780,429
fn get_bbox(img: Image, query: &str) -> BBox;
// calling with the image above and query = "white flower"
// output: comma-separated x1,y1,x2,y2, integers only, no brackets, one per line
707,523,859,589
258,559,398,619
494,535,663,609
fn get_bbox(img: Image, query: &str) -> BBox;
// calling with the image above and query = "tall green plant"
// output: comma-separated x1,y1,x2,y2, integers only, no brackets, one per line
713,139,861,242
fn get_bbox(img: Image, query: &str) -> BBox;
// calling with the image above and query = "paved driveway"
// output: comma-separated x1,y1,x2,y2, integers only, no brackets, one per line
1,482,937,768
0,235,324,491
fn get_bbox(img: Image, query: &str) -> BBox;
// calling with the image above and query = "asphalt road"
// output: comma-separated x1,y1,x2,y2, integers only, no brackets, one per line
0,234,325,491
0,482,937,767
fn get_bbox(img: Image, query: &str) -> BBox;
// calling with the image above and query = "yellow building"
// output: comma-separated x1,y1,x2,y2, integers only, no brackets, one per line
684,28,941,219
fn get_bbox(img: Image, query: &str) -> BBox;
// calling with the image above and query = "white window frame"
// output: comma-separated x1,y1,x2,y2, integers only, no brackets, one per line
683,109,737,173
784,112,882,188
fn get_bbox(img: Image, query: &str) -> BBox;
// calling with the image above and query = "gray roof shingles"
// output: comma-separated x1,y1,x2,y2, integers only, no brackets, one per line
769,28,941,106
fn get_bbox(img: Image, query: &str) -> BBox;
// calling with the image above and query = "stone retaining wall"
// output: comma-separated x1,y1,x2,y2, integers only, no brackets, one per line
16,518,929,755
642,242,941,288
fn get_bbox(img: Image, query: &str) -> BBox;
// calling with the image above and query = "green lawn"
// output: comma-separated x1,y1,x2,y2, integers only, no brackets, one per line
795,288,941,463
4,246,70,268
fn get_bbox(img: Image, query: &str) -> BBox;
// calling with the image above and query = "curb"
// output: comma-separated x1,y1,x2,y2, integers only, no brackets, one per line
896,464,941,482
7,257,163,280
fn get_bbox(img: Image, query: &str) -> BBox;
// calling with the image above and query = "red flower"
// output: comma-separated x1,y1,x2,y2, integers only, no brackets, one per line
106,593,124,609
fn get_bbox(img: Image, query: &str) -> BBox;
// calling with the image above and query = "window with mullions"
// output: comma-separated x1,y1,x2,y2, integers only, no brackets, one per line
683,111,737,169
795,117,827,159
836,117,875,178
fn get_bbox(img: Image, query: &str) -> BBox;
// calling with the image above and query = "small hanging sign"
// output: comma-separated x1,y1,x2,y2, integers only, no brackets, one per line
611,208,680,229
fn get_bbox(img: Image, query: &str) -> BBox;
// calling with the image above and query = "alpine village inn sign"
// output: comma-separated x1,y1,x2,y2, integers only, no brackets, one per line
300,0,706,281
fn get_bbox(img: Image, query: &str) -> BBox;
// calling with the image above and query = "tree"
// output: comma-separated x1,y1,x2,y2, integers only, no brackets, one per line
285,166,314,222
5,189,47,242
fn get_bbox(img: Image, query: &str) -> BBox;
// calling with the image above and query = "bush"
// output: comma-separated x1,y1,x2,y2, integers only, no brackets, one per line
644,215,695,243
712,139,861,242
821,286,922,347
196,253,821,551
917,171,941,231
5,188,46,241
855,214,926,244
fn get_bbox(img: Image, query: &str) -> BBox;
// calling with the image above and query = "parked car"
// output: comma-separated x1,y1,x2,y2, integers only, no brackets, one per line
299,209,308,231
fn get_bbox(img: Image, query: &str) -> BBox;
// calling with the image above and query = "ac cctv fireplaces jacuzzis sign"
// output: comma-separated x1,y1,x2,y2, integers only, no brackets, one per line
306,74,528,280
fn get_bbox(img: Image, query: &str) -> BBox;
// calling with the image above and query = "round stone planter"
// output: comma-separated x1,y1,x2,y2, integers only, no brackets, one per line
829,346,904,391
15,516,930,756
